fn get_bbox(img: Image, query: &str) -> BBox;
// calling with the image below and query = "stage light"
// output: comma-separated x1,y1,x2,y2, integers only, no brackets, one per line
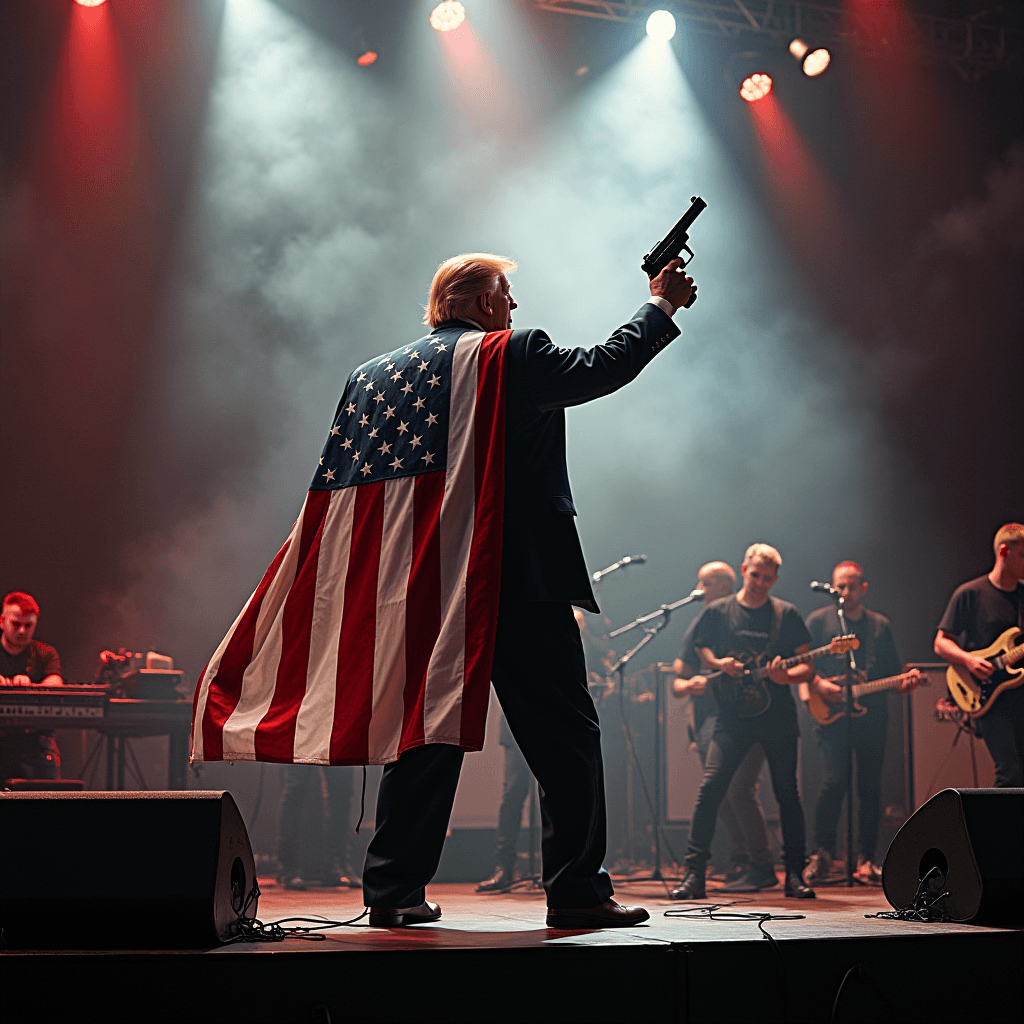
74,0,107,6
739,73,772,103
430,2,465,33
789,38,831,77
646,11,676,42
802,48,831,77
576,66,589,76
357,51,377,66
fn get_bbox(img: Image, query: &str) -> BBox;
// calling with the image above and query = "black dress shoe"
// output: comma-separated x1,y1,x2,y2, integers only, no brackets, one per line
670,870,706,900
546,899,650,928
368,901,442,927
476,866,514,893
784,871,816,898
720,862,779,893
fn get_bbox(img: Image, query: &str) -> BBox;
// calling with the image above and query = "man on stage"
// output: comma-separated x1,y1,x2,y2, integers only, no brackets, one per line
803,561,919,886
0,592,64,783
672,544,816,899
672,561,775,892
935,523,1024,788
360,253,693,926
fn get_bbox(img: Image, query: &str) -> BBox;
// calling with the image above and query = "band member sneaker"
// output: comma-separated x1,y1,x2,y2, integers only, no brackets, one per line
854,856,883,885
803,848,832,886
720,861,778,893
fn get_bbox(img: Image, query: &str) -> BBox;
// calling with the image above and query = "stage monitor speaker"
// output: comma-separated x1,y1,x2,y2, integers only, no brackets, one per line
0,790,256,949
881,787,1023,926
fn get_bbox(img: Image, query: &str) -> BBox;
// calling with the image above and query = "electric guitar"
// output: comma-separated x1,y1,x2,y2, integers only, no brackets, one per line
706,636,859,719
945,626,1024,718
807,669,924,726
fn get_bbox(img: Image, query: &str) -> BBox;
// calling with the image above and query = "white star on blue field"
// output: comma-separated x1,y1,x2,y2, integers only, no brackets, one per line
311,339,453,490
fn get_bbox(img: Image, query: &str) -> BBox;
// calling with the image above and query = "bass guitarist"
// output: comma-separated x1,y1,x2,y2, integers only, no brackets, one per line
672,543,816,900
935,523,1024,788
803,562,920,886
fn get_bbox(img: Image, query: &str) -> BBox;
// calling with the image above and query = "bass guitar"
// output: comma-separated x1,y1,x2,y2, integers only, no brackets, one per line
807,669,924,726
706,635,859,719
945,626,1024,718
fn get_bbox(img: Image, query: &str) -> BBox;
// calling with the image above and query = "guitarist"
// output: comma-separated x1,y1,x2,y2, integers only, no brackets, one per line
672,544,816,900
671,561,775,892
935,523,1024,788
803,562,920,886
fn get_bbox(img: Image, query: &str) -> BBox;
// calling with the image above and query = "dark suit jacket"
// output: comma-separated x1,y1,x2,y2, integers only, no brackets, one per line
431,302,679,613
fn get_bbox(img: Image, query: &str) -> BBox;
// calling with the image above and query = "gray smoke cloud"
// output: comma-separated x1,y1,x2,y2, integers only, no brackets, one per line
108,5,887,679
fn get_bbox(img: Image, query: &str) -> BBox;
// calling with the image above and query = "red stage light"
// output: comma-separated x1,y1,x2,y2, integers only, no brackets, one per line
430,2,466,33
74,0,107,6
803,48,831,77
357,51,378,66
740,73,772,103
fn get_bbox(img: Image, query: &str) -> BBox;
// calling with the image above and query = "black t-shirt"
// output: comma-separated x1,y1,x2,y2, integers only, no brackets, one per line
690,595,811,722
806,605,901,711
0,640,62,683
678,614,718,730
938,575,1024,716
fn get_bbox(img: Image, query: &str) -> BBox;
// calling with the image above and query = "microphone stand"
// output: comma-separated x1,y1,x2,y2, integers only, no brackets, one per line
609,590,702,881
814,586,863,888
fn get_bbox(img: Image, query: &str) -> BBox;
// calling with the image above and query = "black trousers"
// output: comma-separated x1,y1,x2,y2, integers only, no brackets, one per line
978,708,1024,788
813,711,888,859
493,740,532,873
362,601,614,910
685,711,806,874
0,731,60,782
277,764,355,878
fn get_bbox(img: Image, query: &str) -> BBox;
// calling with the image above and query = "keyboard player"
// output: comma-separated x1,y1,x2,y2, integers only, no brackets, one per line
0,591,64,782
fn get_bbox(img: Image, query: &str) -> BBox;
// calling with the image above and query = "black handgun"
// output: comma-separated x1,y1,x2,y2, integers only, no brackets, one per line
641,195,707,308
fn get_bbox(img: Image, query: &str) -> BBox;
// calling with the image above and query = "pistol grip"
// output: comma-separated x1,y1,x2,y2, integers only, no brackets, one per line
683,290,697,309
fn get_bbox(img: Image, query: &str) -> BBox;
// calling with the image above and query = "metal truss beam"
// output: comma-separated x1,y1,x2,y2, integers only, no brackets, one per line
529,1,1024,77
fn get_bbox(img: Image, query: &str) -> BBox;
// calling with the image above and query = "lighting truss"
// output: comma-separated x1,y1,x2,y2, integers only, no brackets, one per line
529,1,1024,79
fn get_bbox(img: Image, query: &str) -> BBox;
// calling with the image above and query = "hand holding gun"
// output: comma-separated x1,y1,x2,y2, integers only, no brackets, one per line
642,195,707,309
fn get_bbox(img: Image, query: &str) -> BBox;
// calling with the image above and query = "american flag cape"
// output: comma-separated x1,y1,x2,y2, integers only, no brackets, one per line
190,329,511,766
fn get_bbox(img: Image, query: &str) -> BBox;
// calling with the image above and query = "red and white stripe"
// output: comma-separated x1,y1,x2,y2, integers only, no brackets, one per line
190,330,509,765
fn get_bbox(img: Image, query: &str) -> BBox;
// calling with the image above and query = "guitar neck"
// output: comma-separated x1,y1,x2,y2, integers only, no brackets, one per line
998,643,1024,670
851,672,911,700
750,642,835,680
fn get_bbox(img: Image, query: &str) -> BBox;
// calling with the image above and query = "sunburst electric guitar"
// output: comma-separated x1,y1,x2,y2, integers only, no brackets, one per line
807,669,924,726
945,626,1024,718
706,635,859,719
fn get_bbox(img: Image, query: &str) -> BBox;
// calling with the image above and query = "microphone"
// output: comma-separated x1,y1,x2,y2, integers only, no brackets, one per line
593,555,648,583
690,588,705,601
810,581,838,597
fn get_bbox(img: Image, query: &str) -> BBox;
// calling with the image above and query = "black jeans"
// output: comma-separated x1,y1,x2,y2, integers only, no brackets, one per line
978,709,1024,788
493,740,532,873
813,711,888,859
362,601,613,910
685,710,806,874
0,731,60,782
277,764,355,878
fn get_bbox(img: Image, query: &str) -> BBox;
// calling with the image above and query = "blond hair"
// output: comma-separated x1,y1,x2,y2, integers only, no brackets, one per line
994,523,1024,554
423,252,518,327
742,543,782,570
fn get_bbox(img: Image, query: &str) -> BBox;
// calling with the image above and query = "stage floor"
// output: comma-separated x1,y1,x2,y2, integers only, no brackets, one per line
4,877,1021,1023
221,875,1004,951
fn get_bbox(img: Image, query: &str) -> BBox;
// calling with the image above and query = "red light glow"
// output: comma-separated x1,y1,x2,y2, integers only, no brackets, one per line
740,73,772,103
74,0,108,6
357,51,377,66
